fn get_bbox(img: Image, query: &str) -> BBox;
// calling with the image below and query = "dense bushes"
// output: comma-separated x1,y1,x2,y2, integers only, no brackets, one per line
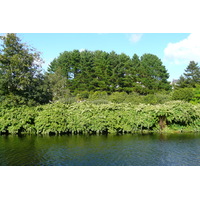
76,91,173,105
0,101,200,135
0,106,36,134
172,88,194,101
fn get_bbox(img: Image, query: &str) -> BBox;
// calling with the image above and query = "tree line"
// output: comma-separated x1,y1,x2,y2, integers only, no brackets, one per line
48,49,171,95
1,33,200,106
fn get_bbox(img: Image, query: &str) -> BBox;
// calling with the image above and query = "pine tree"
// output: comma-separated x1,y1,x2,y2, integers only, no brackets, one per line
93,50,110,91
139,54,171,94
176,61,200,88
184,61,200,87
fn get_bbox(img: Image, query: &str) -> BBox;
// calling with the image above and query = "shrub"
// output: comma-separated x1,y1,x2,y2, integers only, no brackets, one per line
172,88,194,102
89,91,108,100
108,92,128,103
0,101,200,135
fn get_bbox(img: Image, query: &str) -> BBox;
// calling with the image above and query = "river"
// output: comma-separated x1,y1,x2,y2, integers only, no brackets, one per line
1,133,200,166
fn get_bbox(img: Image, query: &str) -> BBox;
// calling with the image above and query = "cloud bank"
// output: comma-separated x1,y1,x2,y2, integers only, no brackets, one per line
164,33,200,64
129,33,143,43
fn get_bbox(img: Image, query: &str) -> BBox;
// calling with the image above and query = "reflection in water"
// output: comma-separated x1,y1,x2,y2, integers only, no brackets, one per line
1,133,200,166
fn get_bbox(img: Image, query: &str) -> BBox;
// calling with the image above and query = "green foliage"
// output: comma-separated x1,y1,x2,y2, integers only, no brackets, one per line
138,54,171,93
48,50,171,94
1,35,199,135
172,88,194,102
123,92,143,104
176,61,200,88
0,33,50,105
0,106,36,134
34,103,69,134
76,91,90,100
143,94,158,105
1,101,200,135
89,91,108,100
190,84,200,104
172,61,200,104
108,92,128,103
46,68,71,102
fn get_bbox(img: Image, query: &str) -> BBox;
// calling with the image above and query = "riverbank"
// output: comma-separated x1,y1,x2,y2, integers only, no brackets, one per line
0,101,200,135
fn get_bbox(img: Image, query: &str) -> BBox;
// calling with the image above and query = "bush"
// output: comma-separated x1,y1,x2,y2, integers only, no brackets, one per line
89,91,108,100
76,91,90,100
88,99,110,105
190,85,200,104
1,101,200,135
0,106,36,134
123,92,144,104
172,88,194,102
108,92,128,103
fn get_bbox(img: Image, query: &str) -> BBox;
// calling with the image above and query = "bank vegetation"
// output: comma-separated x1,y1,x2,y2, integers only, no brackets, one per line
0,101,200,135
1,34,200,135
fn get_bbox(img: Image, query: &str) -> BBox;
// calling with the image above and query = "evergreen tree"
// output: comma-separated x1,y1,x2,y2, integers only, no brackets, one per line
175,75,187,88
139,54,171,94
177,61,200,88
178,61,200,87
48,50,171,95
78,50,95,91
116,53,132,92
107,51,120,92
132,54,145,94
48,51,72,79
93,50,110,91
184,61,200,82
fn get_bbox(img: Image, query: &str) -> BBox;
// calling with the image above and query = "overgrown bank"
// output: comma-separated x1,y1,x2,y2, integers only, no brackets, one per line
1,101,200,135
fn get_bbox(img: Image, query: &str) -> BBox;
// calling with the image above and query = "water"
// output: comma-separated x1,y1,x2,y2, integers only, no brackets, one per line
1,133,200,166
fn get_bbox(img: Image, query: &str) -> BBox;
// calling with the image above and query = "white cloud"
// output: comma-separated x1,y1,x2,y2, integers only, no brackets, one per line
79,48,86,52
129,33,143,43
164,33,200,64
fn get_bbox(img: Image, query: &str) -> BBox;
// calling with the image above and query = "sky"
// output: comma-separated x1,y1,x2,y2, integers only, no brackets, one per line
1,33,199,81
7,33,197,81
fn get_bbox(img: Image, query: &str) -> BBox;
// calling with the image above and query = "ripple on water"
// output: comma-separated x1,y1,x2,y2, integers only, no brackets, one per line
1,134,200,166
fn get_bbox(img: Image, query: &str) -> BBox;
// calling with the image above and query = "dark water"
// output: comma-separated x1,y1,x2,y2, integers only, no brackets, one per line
1,133,200,166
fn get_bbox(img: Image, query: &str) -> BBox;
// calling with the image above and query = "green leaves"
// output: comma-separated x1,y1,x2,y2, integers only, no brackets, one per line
48,50,171,95
176,61,200,88
172,88,194,102
0,101,199,135
0,106,36,134
0,33,50,106
139,54,171,93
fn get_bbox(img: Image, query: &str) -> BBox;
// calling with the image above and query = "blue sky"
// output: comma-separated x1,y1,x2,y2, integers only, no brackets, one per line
3,33,199,81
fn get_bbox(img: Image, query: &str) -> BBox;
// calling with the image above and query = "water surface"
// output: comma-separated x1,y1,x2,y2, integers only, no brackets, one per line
1,133,200,166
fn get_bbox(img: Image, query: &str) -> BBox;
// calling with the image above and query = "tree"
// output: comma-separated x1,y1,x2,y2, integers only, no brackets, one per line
176,61,200,88
116,53,132,92
78,50,95,92
48,50,171,95
48,50,94,93
46,67,71,102
93,50,110,91
139,54,171,94
0,33,48,105
175,75,187,88
131,54,142,93
48,51,72,80
107,51,120,92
